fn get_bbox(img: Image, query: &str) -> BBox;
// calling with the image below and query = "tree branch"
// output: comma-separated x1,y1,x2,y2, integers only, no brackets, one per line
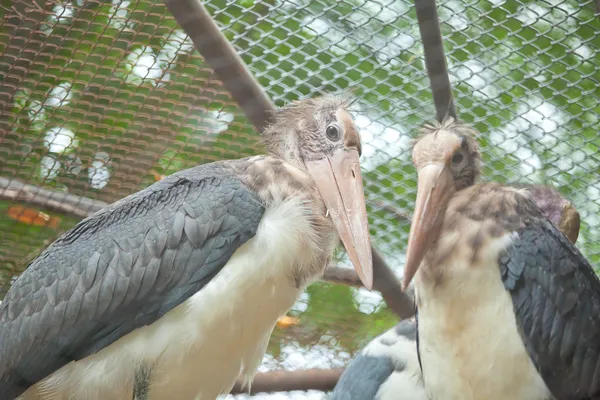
414,0,456,122
0,176,105,218
161,0,415,320
230,368,344,395
162,0,275,133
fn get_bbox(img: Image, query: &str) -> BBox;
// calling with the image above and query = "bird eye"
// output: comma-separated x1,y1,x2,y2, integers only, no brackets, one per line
326,124,341,142
451,151,465,165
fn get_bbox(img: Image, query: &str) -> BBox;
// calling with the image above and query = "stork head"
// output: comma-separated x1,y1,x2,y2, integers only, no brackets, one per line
263,95,373,289
402,118,480,290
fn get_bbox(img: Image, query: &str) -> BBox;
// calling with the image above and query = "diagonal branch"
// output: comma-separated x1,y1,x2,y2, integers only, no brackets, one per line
161,0,414,320
414,0,457,122
162,0,275,132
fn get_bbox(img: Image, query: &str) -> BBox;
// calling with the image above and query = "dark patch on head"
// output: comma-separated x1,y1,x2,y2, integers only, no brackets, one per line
414,117,482,191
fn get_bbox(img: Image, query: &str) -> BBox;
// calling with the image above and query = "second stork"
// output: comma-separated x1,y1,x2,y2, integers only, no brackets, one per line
403,119,600,400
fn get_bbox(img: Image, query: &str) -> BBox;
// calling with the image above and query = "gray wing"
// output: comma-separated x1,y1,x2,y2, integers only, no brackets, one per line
500,217,600,399
0,162,265,399
331,320,426,400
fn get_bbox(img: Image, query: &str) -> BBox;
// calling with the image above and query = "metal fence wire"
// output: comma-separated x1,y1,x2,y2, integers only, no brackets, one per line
0,0,599,398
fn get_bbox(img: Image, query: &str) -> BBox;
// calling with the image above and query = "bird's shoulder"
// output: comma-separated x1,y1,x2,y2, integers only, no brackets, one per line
446,182,544,230
0,160,266,323
491,194,600,398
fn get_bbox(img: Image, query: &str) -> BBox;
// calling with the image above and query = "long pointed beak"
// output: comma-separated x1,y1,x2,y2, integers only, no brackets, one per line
402,163,454,290
306,148,373,290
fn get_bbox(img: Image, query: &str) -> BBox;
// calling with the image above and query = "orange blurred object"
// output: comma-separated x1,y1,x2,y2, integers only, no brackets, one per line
152,171,167,182
276,315,300,329
6,205,61,229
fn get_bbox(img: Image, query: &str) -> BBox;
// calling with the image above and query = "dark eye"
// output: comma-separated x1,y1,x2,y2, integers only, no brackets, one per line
326,125,341,141
452,152,465,165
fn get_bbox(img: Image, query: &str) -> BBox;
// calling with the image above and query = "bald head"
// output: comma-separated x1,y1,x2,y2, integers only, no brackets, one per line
413,117,481,191
262,95,362,168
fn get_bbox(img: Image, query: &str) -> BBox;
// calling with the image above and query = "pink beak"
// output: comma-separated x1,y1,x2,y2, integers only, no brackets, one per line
306,148,374,290
402,163,454,290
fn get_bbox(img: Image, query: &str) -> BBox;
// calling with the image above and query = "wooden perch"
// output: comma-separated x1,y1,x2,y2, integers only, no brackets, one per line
230,368,344,395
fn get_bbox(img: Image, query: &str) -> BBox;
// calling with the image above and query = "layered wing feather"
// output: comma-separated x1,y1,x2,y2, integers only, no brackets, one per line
501,217,600,399
0,162,265,399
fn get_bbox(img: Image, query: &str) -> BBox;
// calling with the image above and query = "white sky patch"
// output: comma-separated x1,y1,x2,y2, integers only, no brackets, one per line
446,13,469,31
40,155,61,181
41,4,74,35
450,59,498,99
44,127,76,153
376,33,416,62
290,292,310,314
573,44,593,60
226,391,326,400
53,3,73,22
132,47,161,80
45,83,73,107
304,17,331,36
123,31,193,86
27,100,45,122
89,152,111,190
160,30,194,62
515,4,548,26
259,341,349,372
352,287,384,315
64,154,83,175
488,98,574,179
353,113,412,172
109,0,134,31
209,110,235,135
438,1,469,31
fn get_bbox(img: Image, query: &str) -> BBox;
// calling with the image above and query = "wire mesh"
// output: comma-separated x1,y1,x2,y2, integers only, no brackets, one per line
0,0,599,398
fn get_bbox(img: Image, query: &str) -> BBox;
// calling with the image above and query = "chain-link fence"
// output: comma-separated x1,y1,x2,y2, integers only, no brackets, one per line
0,0,599,398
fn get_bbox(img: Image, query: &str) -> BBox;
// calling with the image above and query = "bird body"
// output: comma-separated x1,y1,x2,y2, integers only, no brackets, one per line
414,184,552,400
330,319,427,400
332,182,581,400
1,96,374,400
405,119,600,400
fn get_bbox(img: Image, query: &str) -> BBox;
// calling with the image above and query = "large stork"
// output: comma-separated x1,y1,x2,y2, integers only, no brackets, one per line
403,118,600,399
0,95,373,400
330,184,582,400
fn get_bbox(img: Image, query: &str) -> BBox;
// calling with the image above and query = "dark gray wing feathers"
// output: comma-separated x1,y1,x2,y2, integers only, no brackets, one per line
331,354,395,400
331,320,419,400
500,218,600,399
0,163,265,398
